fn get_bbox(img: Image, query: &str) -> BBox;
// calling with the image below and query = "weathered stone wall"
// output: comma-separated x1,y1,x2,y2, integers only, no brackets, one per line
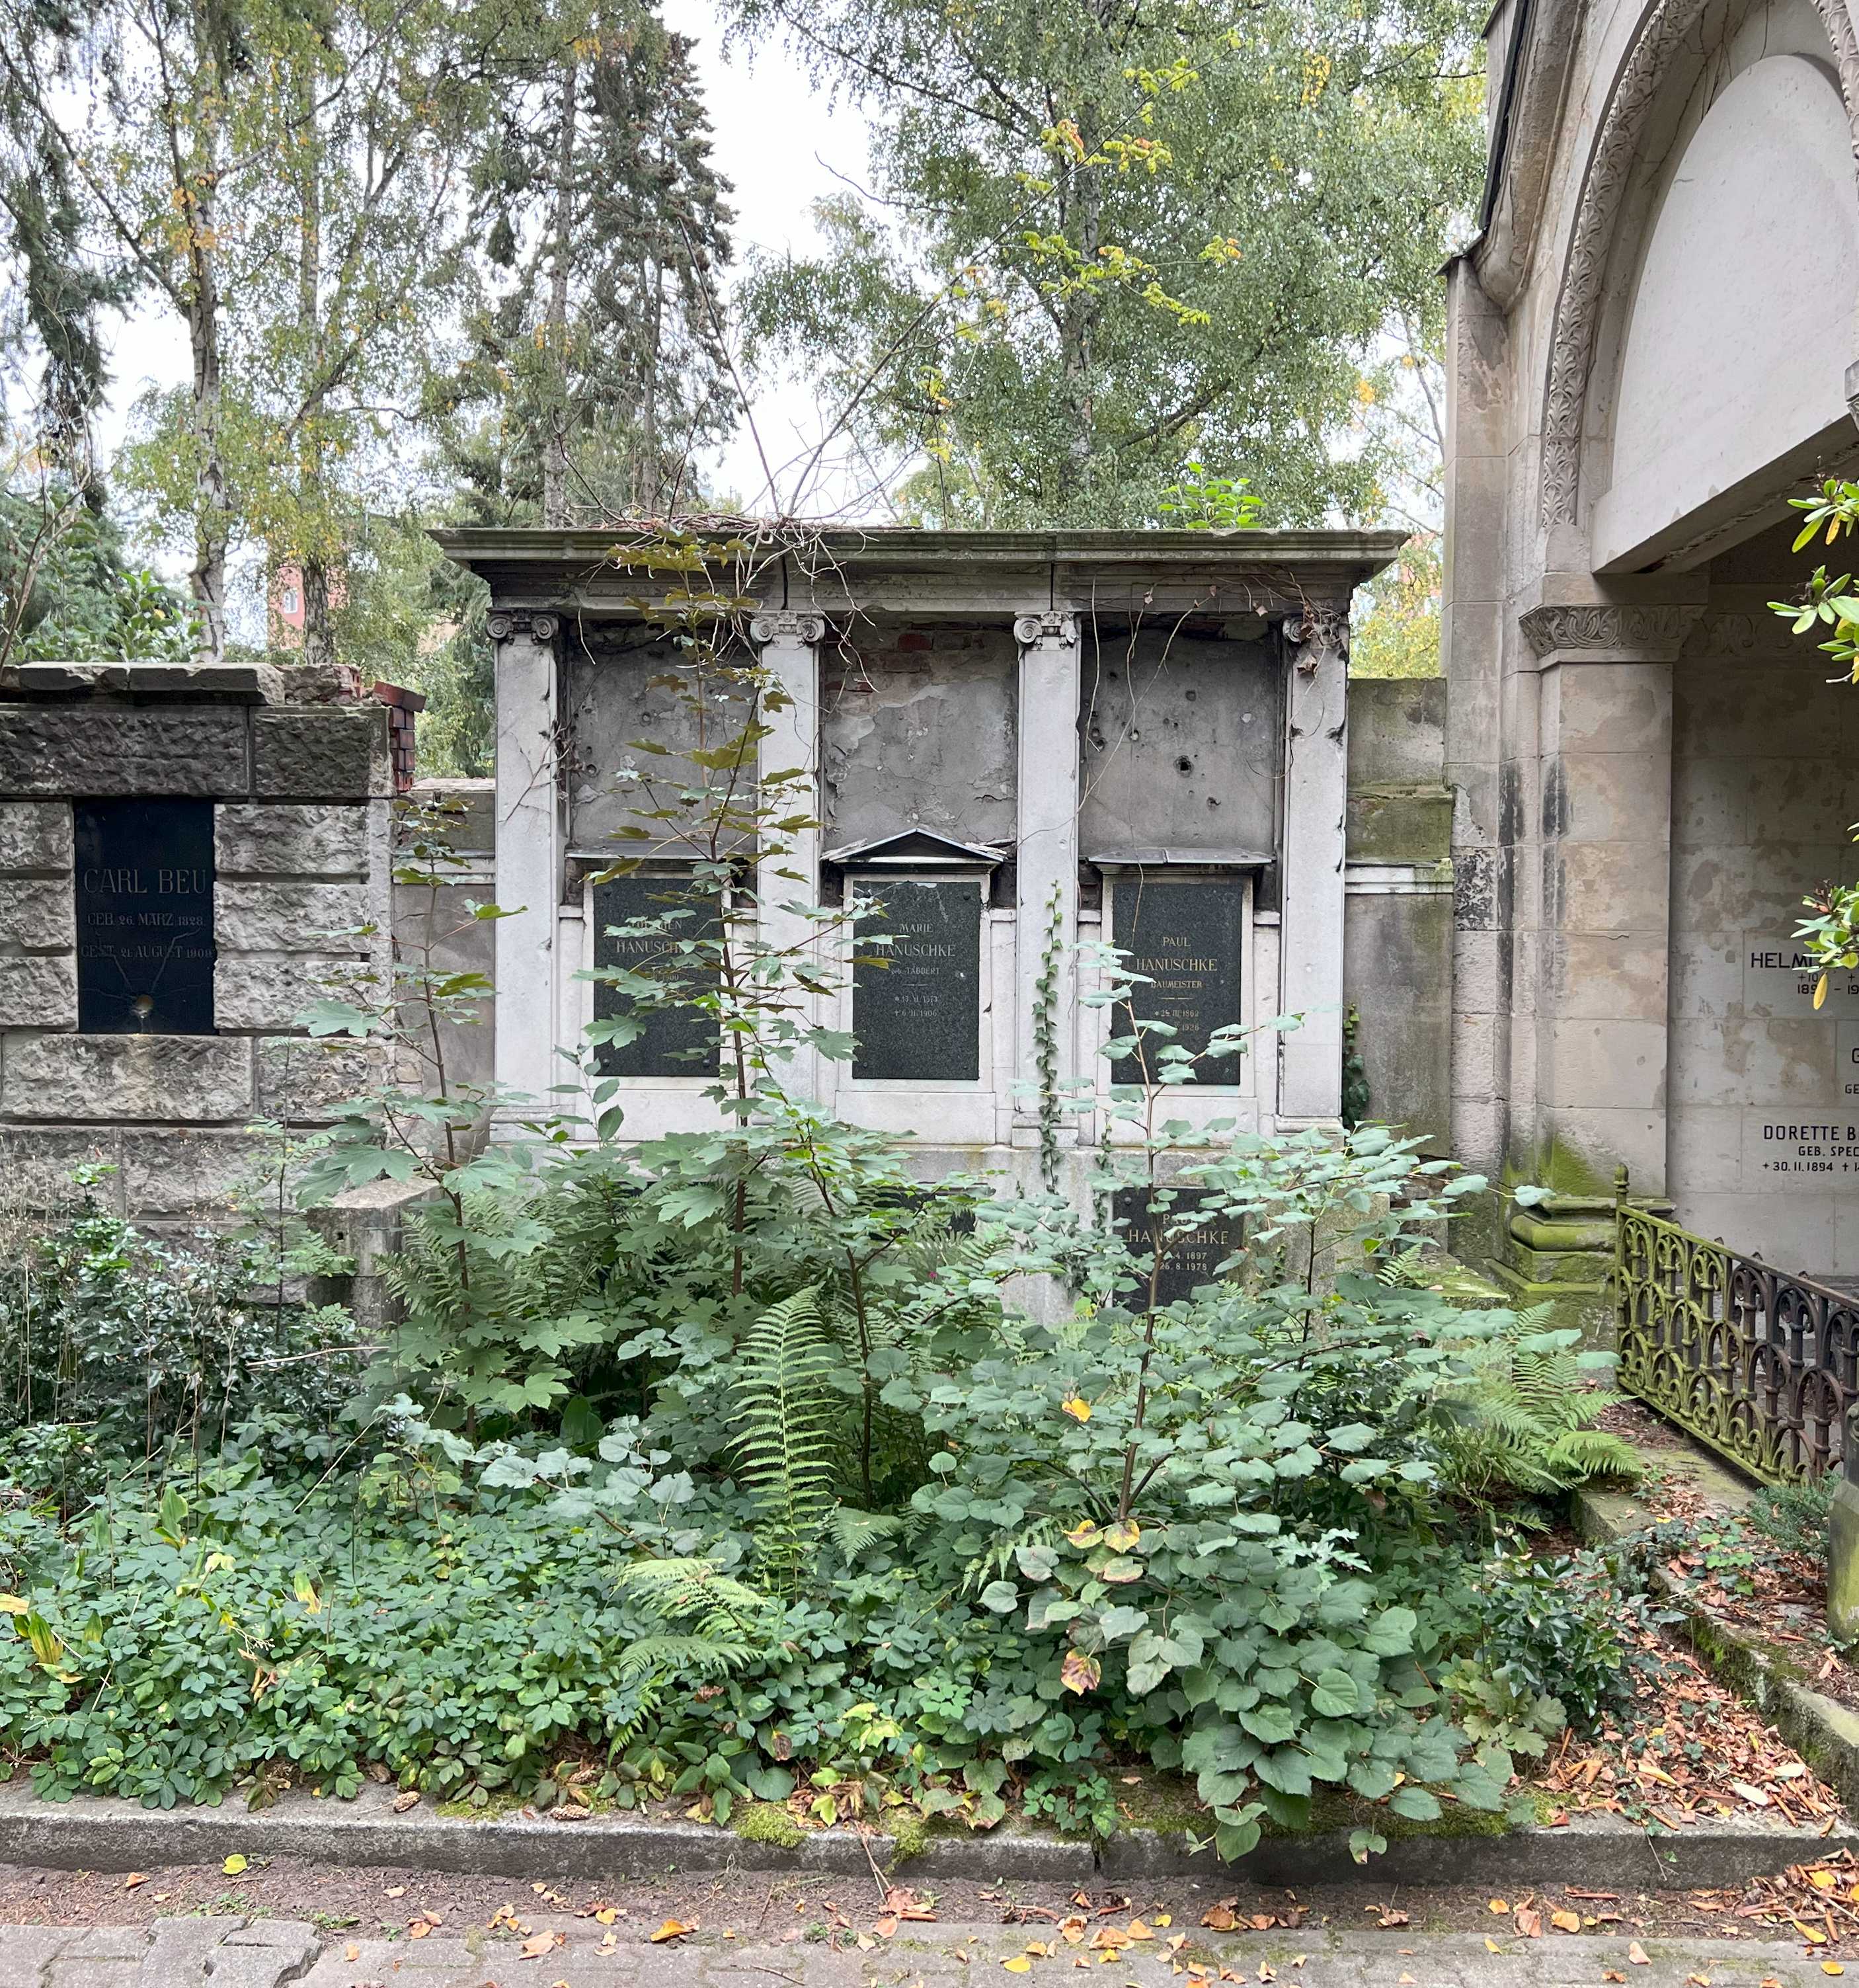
1345,678,1453,1151
822,624,1017,850
1667,546,1859,1275
0,663,393,1220
392,779,496,1098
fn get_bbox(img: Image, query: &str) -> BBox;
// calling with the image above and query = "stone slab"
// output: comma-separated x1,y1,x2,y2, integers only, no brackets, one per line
0,707,249,797
0,801,72,874
0,1780,1845,1895
0,1127,121,1210
0,1033,253,1123
216,803,370,878
216,883,372,954
1109,873,1245,1064
0,877,75,951
120,1130,278,1217
0,954,78,1029
258,1038,393,1119
215,954,354,1031
251,711,391,801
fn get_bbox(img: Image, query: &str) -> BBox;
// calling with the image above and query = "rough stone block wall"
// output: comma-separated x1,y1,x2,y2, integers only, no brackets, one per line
0,669,393,1222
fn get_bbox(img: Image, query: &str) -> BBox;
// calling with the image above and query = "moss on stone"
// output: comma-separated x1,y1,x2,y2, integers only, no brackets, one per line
887,1811,932,1864
733,1800,806,1850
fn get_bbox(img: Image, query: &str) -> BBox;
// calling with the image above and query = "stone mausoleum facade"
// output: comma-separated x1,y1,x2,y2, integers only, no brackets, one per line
1443,0,1859,1279
438,530,1450,1202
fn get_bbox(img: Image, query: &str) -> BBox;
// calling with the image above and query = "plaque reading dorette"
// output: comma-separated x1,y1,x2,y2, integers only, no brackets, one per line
592,873,721,1078
1110,875,1243,1066
74,799,216,1033
853,877,982,1082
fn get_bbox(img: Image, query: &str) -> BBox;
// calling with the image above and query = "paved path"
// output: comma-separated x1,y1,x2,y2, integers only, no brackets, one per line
2,1915,1844,1987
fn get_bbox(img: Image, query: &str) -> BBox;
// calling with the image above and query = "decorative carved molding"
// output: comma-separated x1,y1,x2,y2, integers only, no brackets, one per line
1013,611,1077,646
1517,602,1702,658
1284,602,1349,675
749,611,826,645
1538,0,1859,530
486,612,559,645
1684,609,1827,661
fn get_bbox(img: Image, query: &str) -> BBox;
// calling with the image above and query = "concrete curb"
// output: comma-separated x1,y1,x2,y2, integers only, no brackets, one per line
1573,1478,1859,1820
0,1782,1848,1891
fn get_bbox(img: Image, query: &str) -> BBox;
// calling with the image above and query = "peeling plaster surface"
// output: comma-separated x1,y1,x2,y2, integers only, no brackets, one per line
1078,628,1280,855
821,626,1017,848
567,635,756,850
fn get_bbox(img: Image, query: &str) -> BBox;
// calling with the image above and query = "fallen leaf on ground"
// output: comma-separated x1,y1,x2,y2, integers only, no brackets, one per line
1002,1958,1033,1974
385,1886,406,1898
391,1790,420,1812
1550,1910,1581,1933
1825,1968,1846,1978
221,1855,247,1876
1515,1908,1542,1938
1488,1899,1509,1915
520,1930,565,1958
344,1945,360,1962
122,1874,146,1890
1628,1943,1650,1966
650,1919,693,1944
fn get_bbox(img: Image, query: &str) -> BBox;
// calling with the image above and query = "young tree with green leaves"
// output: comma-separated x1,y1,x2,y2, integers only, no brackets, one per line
733,0,1483,525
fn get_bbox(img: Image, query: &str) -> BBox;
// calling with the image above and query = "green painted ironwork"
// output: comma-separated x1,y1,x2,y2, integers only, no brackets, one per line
1614,1179,1856,1483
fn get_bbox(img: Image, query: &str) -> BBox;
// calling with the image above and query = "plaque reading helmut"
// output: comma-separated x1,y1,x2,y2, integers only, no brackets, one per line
853,878,982,1082
75,799,216,1033
592,873,721,1078
1111,875,1242,1066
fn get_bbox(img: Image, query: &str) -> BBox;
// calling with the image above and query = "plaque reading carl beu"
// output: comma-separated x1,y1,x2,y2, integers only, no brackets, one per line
75,799,216,1034
854,879,982,1082
592,873,722,1078
1110,875,1243,1068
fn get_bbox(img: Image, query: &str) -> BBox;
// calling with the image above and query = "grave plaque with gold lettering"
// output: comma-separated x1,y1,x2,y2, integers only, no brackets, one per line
854,878,981,1082
75,799,217,1033
592,873,721,1078
1111,875,1242,1066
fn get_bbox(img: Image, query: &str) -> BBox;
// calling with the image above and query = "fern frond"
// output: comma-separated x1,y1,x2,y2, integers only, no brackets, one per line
731,1289,842,1591
827,1506,906,1560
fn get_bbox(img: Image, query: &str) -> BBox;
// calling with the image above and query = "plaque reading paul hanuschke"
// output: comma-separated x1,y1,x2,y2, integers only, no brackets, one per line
1111,875,1242,1066
854,878,982,1082
75,799,216,1033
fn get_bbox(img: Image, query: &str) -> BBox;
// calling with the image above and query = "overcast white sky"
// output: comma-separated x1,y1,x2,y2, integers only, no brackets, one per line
89,0,867,543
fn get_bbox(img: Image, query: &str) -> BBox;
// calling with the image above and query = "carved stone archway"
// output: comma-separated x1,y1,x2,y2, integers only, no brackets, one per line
1538,0,1859,529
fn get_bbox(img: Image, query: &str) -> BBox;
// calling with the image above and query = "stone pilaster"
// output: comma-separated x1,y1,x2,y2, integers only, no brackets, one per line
1279,603,1350,1123
489,612,561,1132
1012,612,1080,1144
1516,596,1701,1191
750,612,826,1100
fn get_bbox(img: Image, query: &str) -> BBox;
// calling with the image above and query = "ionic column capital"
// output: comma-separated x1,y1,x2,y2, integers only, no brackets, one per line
1013,610,1077,647
750,611,825,647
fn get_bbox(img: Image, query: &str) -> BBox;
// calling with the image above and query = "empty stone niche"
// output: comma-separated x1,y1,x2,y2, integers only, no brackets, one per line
821,621,1017,850
1077,617,1281,857
566,624,758,852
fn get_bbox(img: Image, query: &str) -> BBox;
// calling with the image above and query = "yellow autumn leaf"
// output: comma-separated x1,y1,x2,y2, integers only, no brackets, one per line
1825,1968,1846,1979
1549,1910,1581,1933
221,1855,247,1876
0,1596,28,1616
651,1920,693,1944
1060,1397,1090,1421
1003,1958,1033,1973
1817,972,1830,1010
1487,1899,1509,1915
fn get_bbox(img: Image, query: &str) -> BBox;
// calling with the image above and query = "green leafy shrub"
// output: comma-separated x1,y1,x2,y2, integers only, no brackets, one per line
1449,1542,1672,1741
1431,1311,1642,1498
1748,1474,1835,1564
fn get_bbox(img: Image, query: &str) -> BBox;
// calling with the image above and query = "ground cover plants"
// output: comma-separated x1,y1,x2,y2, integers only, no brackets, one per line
0,535,1661,1847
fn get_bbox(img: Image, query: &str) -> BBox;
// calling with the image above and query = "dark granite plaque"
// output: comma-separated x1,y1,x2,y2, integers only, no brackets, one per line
853,877,981,1082
75,799,216,1034
592,874,721,1078
1111,875,1243,1066
1110,1187,1245,1305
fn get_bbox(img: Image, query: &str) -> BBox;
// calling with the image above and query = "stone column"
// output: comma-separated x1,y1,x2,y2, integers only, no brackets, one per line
1515,599,1699,1191
1012,612,1080,1149
1279,603,1350,1123
489,612,560,1135
750,612,826,1100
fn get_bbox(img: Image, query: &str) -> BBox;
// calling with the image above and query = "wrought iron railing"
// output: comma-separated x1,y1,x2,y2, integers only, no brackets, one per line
1616,1201,1859,1482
